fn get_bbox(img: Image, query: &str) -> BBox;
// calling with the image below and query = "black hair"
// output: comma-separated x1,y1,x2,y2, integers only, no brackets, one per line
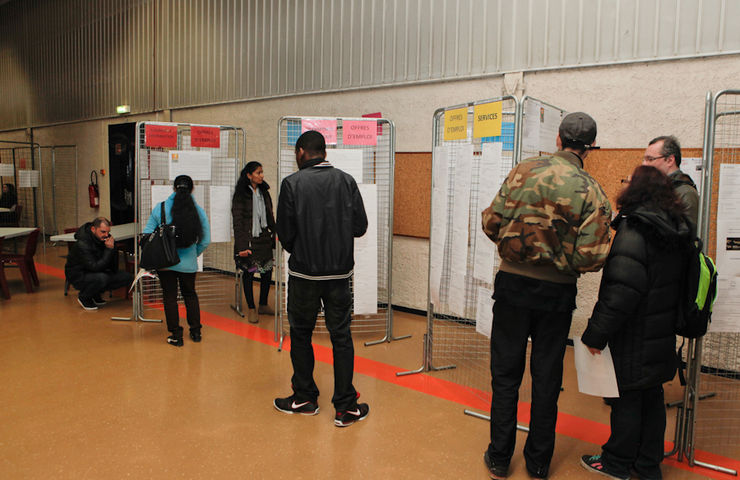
1,183,17,205
618,166,685,223
295,130,326,156
649,135,682,167
171,175,202,248
234,161,264,197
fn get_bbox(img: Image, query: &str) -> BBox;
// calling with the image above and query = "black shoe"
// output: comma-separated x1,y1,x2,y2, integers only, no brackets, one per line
273,394,319,415
527,465,548,479
484,451,509,479
167,335,184,347
92,294,107,306
334,403,369,427
77,296,98,311
189,330,202,342
580,455,629,480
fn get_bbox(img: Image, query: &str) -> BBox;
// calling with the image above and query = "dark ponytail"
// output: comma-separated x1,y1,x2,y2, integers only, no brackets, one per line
171,175,202,248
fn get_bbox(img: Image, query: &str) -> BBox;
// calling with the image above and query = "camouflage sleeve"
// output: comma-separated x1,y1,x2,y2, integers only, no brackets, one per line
571,185,613,273
481,170,512,242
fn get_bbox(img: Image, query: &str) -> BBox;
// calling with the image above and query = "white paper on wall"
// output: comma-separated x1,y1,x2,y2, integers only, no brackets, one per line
197,254,203,272
192,185,206,209
18,170,40,188
149,151,169,180
326,149,363,184
522,99,541,154
539,104,561,154
711,163,740,332
429,146,450,307
169,150,212,181
681,157,704,196
448,144,474,317
0,163,14,176
474,143,503,283
209,186,232,243
475,287,494,338
353,184,378,314
150,185,172,215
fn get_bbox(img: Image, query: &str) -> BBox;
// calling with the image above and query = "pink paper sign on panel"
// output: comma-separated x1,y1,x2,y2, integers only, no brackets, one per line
342,120,377,146
301,119,337,145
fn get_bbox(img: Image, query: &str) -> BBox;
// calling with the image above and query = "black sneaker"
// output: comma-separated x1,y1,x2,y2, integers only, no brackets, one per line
77,296,98,311
580,455,629,480
334,403,369,427
484,451,509,479
167,335,184,347
189,330,202,342
273,394,319,415
92,294,107,306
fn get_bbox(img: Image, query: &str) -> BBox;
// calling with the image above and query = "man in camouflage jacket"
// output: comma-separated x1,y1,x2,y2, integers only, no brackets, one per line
481,112,612,480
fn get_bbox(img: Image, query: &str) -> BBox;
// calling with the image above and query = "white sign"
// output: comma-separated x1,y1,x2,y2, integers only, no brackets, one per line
209,186,232,243
326,149,363,184
18,170,40,188
353,184,378,314
169,150,212,181
0,164,14,176
475,287,494,338
711,163,740,332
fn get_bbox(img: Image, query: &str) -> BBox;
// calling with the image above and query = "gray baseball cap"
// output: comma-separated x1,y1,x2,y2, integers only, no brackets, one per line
559,112,597,146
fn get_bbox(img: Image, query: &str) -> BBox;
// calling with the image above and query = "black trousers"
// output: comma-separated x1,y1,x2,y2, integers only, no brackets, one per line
487,299,572,475
158,270,201,336
73,271,132,299
243,268,272,309
287,276,357,410
602,385,666,479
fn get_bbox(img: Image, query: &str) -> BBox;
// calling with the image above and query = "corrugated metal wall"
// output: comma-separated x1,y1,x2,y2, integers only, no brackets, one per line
1,0,739,130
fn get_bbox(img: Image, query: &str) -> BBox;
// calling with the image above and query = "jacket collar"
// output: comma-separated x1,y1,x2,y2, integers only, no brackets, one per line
300,157,326,170
553,150,584,168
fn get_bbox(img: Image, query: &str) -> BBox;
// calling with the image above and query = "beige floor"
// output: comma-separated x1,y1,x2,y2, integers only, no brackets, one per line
0,245,733,479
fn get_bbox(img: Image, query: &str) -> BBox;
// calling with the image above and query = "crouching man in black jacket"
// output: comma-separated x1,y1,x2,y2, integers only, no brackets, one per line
64,217,133,311
273,130,370,427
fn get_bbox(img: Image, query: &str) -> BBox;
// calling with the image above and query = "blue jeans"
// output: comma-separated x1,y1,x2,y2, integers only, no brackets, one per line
287,276,357,410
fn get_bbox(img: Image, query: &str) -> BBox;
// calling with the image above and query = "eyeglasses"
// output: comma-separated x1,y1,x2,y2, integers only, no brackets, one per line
643,155,666,163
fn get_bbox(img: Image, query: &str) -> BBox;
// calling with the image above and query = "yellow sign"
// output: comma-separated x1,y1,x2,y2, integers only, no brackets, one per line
473,101,502,138
444,107,468,141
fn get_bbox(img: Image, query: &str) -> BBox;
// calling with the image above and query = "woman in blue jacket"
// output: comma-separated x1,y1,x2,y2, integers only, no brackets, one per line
144,175,211,347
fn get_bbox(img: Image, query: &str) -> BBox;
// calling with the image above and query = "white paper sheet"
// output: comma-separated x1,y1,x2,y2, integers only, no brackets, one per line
326,149,363,184
522,99,541,155
0,163,14,176
448,144,474,317
681,157,703,196
209,186,232,243
149,151,169,180
169,150,212,181
474,143,503,283
429,146,450,307
711,163,740,332
573,336,620,398
539,104,561,154
353,184,378,314
197,254,203,272
18,170,40,188
475,287,494,338
150,185,172,213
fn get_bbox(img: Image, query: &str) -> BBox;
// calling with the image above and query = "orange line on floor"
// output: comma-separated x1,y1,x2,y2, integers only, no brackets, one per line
37,262,739,479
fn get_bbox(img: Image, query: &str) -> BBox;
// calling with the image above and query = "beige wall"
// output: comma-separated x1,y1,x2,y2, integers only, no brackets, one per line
5,55,738,335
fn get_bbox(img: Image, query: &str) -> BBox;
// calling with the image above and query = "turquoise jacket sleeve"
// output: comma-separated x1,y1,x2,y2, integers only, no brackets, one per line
195,204,211,256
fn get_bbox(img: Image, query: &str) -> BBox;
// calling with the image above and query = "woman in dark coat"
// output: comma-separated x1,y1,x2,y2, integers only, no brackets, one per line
0,183,17,224
580,166,692,480
232,161,276,324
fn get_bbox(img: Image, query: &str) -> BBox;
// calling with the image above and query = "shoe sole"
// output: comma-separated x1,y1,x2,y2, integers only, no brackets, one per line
273,400,319,416
579,458,629,480
77,299,98,311
484,452,509,479
334,412,369,427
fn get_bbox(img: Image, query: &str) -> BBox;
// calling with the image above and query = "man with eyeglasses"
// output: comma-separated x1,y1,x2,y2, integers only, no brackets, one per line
642,135,699,230
64,217,133,311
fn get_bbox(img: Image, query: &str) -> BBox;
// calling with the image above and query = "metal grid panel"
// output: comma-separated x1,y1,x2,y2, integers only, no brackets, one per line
0,145,46,253
134,122,244,321
38,146,78,236
692,90,740,464
276,117,395,344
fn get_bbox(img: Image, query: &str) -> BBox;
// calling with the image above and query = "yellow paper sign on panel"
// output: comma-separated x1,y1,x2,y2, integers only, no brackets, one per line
444,107,468,141
473,101,502,138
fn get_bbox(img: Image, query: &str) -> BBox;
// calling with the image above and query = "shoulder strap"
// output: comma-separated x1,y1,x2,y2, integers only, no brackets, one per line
160,202,167,226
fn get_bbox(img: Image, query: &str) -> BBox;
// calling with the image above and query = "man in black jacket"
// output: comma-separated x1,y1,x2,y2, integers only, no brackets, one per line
64,217,132,311
274,130,369,427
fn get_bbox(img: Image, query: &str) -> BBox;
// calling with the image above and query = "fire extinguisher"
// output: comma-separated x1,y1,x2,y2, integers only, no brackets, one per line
88,170,100,208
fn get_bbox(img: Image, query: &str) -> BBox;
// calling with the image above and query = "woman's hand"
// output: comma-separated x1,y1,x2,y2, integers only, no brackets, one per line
238,249,252,257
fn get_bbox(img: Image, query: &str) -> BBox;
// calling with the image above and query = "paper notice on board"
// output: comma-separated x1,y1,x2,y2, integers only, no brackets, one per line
150,185,172,216
539,104,561,154
326,149,363,184
474,143,503,283
475,287,494,338
18,170,40,188
169,150,212,181
353,184,378,314
710,163,740,332
0,163,14,176
429,146,450,306
197,254,203,272
209,186,232,243
681,158,703,196
522,100,541,154
573,336,620,398
448,144,474,317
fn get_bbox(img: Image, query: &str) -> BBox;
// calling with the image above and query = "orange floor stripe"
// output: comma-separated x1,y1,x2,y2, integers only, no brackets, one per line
37,262,739,479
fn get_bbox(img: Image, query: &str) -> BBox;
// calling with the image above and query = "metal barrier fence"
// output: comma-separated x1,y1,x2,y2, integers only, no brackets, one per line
680,90,740,476
117,122,245,323
40,145,78,236
275,116,401,348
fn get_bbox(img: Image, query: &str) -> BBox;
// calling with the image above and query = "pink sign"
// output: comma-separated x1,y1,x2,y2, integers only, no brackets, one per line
342,120,377,146
362,112,384,135
301,119,337,145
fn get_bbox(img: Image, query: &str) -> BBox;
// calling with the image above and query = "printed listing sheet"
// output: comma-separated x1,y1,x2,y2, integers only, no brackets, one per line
353,184,378,314
429,146,450,307
447,144,474,317
475,287,494,338
711,163,740,332
169,150,212,181
474,142,504,284
326,149,363,184
209,186,232,243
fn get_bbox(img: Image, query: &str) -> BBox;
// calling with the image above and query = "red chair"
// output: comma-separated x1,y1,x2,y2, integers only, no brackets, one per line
0,228,40,293
0,238,10,299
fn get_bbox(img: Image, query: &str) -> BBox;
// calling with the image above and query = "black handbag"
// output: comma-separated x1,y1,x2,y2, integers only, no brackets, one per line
139,202,180,270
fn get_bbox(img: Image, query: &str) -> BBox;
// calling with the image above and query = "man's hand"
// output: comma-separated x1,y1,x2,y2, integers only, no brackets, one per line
238,249,252,257
104,235,115,249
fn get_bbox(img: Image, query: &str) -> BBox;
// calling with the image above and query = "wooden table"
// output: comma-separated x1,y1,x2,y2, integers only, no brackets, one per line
50,223,136,242
0,227,38,239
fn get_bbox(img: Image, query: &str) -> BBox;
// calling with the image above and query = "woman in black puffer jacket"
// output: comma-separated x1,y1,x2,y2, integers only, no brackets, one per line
580,166,692,480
